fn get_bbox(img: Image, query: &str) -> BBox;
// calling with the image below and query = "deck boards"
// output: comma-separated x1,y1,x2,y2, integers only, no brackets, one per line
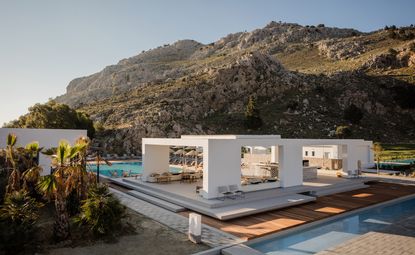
178,182,415,240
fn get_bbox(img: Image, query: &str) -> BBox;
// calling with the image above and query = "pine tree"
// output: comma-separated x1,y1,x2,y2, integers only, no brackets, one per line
245,96,262,129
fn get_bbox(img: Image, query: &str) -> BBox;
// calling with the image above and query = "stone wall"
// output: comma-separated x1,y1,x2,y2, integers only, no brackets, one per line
242,153,271,164
304,157,343,170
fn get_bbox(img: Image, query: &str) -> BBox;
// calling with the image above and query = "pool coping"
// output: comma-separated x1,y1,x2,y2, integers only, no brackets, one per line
245,192,415,247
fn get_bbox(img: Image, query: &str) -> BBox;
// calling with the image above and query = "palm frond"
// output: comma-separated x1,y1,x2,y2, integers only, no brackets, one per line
6,133,17,147
37,175,57,199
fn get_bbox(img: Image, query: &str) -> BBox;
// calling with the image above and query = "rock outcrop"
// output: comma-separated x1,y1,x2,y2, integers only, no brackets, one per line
47,22,415,153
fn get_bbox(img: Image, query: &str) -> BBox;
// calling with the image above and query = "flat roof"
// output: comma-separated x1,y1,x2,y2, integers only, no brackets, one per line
181,135,282,140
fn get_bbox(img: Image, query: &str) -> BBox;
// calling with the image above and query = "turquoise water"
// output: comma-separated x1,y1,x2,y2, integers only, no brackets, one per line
87,161,182,177
250,197,415,254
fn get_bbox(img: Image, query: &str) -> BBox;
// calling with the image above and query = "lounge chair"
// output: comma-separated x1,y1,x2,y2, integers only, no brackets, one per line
147,173,160,182
122,170,131,177
229,184,244,198
217,186,235,200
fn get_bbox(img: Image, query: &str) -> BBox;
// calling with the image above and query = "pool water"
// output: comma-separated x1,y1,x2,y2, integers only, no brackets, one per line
87,161,182,177
250,196,415,254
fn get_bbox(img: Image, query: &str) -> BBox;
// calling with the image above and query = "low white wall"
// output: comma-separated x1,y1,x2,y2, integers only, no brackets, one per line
0,128,87,175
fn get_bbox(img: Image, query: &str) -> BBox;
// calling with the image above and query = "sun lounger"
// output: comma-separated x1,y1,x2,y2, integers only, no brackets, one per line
122,170,131,177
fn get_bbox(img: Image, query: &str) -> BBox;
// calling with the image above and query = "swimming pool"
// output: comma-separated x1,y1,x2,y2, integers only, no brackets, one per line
249,196,415,254
87,161,182,177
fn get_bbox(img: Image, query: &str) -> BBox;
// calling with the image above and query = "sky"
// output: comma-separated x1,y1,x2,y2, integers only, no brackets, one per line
0,0,414,125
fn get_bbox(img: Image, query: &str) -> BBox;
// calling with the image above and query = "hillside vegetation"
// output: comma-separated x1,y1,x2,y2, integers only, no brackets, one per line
32,22,415,153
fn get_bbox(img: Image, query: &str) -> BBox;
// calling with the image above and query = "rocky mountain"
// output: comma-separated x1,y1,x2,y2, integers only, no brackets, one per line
54,22,415,154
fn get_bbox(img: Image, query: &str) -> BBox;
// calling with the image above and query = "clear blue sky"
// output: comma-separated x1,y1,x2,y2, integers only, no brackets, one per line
1,0,414,125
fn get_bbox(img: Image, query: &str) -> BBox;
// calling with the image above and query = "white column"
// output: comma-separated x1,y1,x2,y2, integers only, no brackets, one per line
271,146,279,163
341,144,360,172
142,144,170,180
202,140,241,199
278,144,303,187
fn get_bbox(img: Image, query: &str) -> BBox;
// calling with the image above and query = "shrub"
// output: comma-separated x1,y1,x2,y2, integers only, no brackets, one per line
3,100,95,138
76,184,126,236
393,87,415,109
344,104,364,124
335,125,352,138
388,48,397,55
245,96,263,130
0,191,42,253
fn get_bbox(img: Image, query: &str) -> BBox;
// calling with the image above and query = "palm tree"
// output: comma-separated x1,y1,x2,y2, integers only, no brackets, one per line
5,133,20,193
37,139,88,240
75,184,125,236
0,190,42,252
372,143,383,175
22,142,43,193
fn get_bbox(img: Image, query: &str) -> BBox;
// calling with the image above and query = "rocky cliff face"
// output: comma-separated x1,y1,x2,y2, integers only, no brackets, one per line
54,22,415,154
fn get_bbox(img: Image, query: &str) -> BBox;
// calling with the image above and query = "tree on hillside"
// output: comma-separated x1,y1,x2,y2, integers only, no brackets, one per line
4,101,95,138
245,96,262,129
344,104,363,124
335,125,352,139
371,143,383,175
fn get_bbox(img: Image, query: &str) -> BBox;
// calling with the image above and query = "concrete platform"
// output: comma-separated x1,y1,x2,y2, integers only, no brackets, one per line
110,175,374,220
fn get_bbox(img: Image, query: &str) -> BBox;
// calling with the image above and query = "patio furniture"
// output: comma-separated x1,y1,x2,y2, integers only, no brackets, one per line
156,175,171,183
229,184,244,198
195,185,203,193
217,186,235,200
147,173,160,182
181,173,197,183
109,170,118,177
122,170,132,177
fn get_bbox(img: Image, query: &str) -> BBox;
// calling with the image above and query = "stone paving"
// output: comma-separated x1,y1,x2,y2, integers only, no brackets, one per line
316,232,415,255
110,188,243,248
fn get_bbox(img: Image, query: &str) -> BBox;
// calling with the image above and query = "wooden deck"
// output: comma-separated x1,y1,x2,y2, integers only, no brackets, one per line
178,181,415,240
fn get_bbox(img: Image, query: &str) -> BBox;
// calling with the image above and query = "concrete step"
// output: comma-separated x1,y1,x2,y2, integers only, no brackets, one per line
127,190,186,212
314,182,369,197
112,178,316,220
121,178,210,207
212,194,315,220
222,244,265,255
122,178,313,209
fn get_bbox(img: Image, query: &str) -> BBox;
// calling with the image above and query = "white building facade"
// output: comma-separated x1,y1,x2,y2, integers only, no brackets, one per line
0,128,87,175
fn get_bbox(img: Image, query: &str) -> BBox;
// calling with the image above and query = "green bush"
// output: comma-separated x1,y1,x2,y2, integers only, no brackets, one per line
335,125,352,138
245,96,263,130
344,104,363,124
0,191,42,253
76,184,126,236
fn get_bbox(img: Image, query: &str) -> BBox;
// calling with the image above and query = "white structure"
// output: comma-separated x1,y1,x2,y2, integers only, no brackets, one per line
0,128,87,175
303,145,340,159
142,135,373,199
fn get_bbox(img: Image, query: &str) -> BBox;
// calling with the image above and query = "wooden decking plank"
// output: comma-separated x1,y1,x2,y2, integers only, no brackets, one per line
178,182,415,240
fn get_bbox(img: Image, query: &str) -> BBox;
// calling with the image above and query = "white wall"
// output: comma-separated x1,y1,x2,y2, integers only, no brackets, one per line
0,128,87,175
303,145,339,159
278,144,303,187
142,144,170,180
203,139,241,199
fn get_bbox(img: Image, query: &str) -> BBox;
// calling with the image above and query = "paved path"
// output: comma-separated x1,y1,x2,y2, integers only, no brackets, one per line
316,232,415,255
110,188,243,247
